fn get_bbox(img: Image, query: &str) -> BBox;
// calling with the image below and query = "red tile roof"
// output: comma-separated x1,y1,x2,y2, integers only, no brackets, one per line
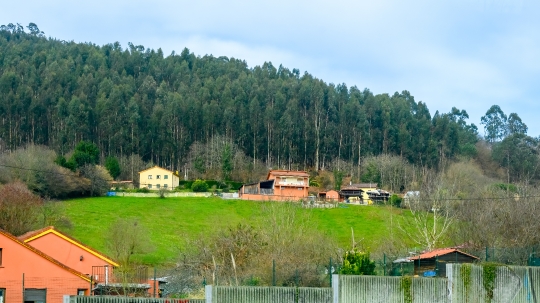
409,248,479,260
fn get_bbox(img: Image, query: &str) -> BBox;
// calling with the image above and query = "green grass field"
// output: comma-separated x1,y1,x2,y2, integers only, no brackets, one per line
62,196,410,265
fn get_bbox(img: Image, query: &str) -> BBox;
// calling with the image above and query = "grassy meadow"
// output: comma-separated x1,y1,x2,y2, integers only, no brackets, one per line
62,196,412,265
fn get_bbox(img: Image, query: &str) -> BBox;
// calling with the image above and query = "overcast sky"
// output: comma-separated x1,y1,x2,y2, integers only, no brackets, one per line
2,0,540,135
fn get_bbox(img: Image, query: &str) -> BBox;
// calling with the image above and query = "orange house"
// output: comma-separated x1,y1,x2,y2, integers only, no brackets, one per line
0,229,91,303
318,190,340,201
240,170,309,201
18,226,119,276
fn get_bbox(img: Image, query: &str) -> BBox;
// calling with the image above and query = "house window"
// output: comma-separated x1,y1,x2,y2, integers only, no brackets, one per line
148,184,152,189
24,288,46,303
298,188,302,190
148,175,152,179
0,288,5,303
164,175,169,179
0,248,2,266
164,184,168,188
156,175,161,179
156,184,160,189
77,289,86,296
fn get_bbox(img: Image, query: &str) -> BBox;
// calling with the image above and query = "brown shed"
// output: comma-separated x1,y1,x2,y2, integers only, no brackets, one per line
409,248,479,277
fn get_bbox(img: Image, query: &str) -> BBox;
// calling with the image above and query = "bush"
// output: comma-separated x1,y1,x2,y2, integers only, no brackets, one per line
226,181,243,191
191,180,209,192
339,250,376,275
178,180,194,189
389,194,402,207
136,187,150,193
0,182,43,236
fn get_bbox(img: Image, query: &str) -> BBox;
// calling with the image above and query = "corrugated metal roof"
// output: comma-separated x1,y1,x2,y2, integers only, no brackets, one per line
409,248,479,260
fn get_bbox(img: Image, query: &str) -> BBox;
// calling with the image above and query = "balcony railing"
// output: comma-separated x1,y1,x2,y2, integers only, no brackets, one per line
277,181,306,186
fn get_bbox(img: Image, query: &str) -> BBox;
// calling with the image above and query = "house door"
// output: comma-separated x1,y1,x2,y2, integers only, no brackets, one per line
24,289,46,303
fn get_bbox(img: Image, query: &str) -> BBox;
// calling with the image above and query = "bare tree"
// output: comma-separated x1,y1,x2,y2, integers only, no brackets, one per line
105,218,153,265
170,203,339,295
0,181,43,236
399,171,456,251
80,165,113,196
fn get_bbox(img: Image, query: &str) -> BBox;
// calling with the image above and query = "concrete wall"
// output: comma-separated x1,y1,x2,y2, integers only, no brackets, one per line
239,194,304,201
114,192,212,198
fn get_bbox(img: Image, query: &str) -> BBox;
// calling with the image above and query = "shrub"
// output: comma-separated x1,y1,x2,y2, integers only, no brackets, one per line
178,180,194,189
226,181,243,191
0,181,43,236
339,250,376,275
191,180,209,192
389,194,402,207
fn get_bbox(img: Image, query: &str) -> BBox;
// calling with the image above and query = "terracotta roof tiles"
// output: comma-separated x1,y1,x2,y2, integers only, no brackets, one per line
409,248,479,260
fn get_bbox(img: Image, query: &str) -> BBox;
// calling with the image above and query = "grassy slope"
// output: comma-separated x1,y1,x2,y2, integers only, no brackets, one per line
63,197,409,265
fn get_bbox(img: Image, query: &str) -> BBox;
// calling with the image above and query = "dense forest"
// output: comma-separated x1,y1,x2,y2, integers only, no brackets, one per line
0,23,536,185
0,24,479,171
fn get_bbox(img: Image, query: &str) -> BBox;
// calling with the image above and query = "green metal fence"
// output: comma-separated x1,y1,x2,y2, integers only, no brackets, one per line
209,286,332,303
70,296,205,303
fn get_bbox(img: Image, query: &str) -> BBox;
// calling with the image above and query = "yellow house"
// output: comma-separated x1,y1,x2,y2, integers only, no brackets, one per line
138,166,180,190
340,183,381,204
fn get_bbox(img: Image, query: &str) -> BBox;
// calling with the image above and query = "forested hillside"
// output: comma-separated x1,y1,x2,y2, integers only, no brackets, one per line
0,23,479,180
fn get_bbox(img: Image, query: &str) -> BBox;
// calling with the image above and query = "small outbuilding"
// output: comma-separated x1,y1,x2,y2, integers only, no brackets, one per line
318,190,340,201
409,248,479,277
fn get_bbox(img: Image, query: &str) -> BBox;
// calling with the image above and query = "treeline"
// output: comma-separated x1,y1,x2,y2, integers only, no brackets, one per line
0,23,479,179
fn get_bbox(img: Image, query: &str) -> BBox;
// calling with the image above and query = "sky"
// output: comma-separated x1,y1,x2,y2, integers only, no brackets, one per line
2,0,540,135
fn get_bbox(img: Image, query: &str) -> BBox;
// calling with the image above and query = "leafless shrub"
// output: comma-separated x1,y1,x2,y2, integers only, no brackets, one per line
168,203,339,295
0,181,43,235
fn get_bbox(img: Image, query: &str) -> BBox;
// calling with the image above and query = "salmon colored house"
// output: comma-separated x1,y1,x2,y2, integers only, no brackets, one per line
317,190,340,201
240,170,309,201
18,226,119,276
0,229,91,303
